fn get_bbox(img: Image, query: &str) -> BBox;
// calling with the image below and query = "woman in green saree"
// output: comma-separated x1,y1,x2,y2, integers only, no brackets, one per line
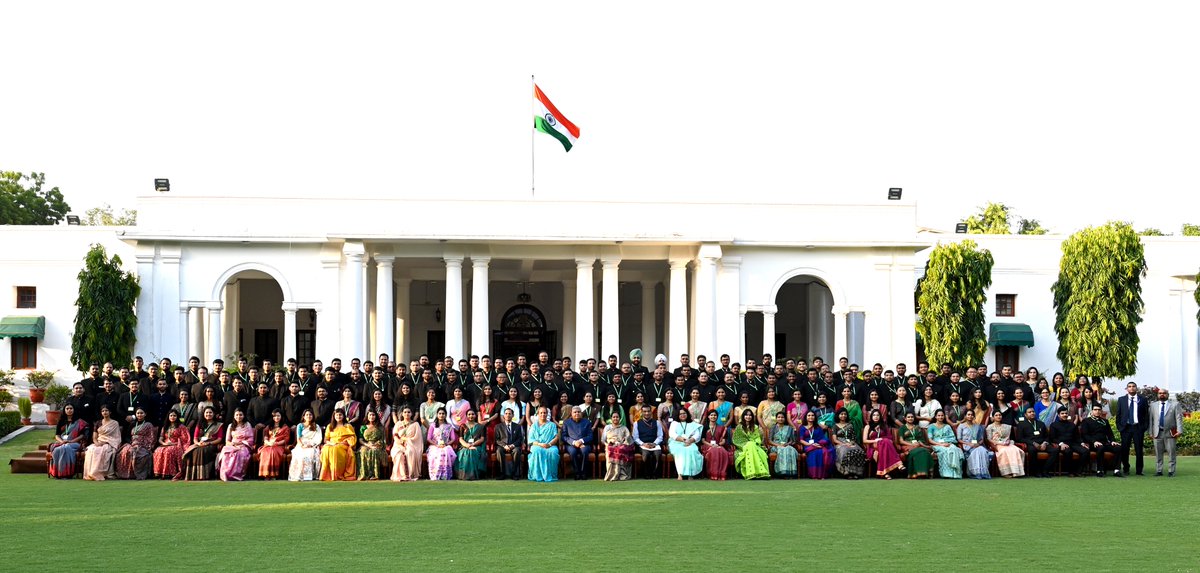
767,411,798,478
898,411,933,478
454,409,487,481
732,409,770,479
356,409,387,480
927,409,964,479
835,386,864,440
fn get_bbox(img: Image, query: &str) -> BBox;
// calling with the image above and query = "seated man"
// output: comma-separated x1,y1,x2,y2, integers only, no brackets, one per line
1049,408,1088,477
1081,404,1122,477
494,409,525,480
1014,406,1053,477
632,405,663,479
562,406,594,480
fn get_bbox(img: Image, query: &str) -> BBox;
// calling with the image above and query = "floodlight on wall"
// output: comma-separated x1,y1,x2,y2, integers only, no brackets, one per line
435,307,442,323
154,178,170,193
888,188,902,200
66,215,80,225
955,222,968,233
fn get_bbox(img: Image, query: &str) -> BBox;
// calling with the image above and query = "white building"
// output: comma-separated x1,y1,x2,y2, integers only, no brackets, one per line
1,192,1197,392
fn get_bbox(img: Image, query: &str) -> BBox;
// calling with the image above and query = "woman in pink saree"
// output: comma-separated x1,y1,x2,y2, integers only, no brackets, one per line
218,409,255,481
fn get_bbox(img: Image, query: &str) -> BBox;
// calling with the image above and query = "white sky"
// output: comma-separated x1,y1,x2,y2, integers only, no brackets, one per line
4,1,1199,233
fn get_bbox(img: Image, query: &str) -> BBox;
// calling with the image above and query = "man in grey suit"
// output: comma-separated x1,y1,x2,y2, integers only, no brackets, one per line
1148,388,1184,477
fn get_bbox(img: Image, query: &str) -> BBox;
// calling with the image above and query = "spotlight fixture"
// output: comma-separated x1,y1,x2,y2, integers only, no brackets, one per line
154,178,170,193
955,222,968,234
66,215,80,225
887,188,902,200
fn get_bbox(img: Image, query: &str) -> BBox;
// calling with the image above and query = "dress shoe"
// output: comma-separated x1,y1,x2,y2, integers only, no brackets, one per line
1113,470,1123,477
1095,471,1104,478
1168,472,1174,477
1136,472,1144,476
1155,472,1163,476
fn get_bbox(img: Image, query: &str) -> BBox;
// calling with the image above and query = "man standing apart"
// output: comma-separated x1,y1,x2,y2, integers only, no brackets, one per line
1148,388,1183,477
1116,381,1150,476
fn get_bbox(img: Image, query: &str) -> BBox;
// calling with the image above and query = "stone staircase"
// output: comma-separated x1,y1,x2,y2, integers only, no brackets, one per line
9,443,49,474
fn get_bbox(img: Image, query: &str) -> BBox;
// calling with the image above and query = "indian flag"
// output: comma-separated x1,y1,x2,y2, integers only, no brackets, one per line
533,84,579,152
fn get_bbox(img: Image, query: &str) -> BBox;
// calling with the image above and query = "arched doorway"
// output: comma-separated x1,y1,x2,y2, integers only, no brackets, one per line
492,303,557,361
770,275,834,361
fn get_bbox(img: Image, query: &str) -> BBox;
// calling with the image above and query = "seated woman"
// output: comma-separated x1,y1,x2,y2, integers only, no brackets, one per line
699,410,733,480
48,404,89,479
390,406,425,482
797,410,833,480
219,408,255,481
258,409,291,480
319,408,358,481
154,410,190,479
732,409,770,480
767,411,798,479
898,412,933,479
83,405,122,481
335,386,363,427
180,406,225,481
454,410,486,481
602,412,635,481
863,409,904,479
116,407,156,480
527,406,561,482
357,409,387,481
288,409,323,481
957,409,991,479
927,409,964,479
986,410,1026,478
668,408,703,480
831,408,866,479
426,407,458,481
757,387,785,437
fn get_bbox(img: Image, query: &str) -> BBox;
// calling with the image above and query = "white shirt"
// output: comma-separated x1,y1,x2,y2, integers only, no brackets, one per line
1130,394,1138,424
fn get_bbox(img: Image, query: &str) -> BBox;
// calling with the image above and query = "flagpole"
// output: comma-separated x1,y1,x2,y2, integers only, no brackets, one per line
531,74,536,198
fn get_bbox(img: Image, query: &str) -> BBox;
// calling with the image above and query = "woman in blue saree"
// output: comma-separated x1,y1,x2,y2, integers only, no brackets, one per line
956,409,991,479
527,407,560,482
706,387,734,428
927,409,964,479
797,410,833,479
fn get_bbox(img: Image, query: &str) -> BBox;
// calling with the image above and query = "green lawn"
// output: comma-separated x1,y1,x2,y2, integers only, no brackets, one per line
3,429,1197,572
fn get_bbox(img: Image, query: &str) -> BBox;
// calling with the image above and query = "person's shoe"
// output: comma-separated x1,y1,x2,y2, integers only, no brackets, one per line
1155,472,1163,476
1136,472,1144,476
1114,470,1123,477
1096,471,1104,478
1168,472,1175,477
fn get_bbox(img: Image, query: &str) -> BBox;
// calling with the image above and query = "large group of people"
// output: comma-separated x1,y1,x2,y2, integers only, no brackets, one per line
46,349,1187,482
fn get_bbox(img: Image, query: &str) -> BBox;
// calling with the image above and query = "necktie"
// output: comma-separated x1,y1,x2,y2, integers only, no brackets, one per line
1159,402,1166,429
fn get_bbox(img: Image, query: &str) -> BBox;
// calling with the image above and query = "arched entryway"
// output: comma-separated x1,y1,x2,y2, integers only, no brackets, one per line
772,275,833,361
208,262,307,366
492,303,557,361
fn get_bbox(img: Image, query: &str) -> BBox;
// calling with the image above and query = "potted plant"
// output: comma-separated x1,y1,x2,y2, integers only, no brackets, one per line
0,369,15,387
0,388,13,411
25,370,57,403
17,397,32,425
44,383,72,427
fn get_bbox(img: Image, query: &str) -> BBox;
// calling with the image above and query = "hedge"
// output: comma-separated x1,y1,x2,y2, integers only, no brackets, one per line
0,411,20,439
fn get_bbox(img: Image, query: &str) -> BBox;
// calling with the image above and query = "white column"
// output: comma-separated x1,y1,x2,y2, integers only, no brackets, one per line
134,247,155,359
600,258,620,360
178,303,189,362
363,258,373,357
695,245,720,360
562,280,576,360
717,257,741,360
470,257,490,357
160,246,182,361
575,258,595,361
223,281,240,358
206,303,223,363
832,305,848,364
341,242,366,360
806,286,832,361
375,256,395,359
316,258,341,362
738,308,747,364
640,281,657,359
188,306,204,361
444,256,465,361
762,305,777,361
282,303,298,362
668,259,689,367
891,262,916,367
395,279,411,362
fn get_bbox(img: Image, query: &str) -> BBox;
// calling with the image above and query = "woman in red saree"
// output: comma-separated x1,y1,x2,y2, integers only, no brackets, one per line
48,404,89,479
476,384,499,453
258,409,291,480
153,410,191,479
115,407,156,480
699,409,733,480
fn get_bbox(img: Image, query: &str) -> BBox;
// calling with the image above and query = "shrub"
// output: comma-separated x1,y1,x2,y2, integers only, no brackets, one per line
0,388,13,411
0,369,15,386
25,370,58,390
44,383,72,410
0,411,20,437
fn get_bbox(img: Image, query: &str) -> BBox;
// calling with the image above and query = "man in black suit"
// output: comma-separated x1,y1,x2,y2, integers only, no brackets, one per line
1080,404,1122,476
1014,406,1053,477
1049,409,1087,477
1115,381,1150,476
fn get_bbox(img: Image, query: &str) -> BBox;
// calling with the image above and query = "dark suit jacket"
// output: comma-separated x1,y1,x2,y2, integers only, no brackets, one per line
1116,395,1150,433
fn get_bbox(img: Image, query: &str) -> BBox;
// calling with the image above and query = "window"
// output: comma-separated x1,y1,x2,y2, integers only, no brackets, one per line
11,338,37,369
995,345,1019,372
995,294,1016,317
16,286,36,309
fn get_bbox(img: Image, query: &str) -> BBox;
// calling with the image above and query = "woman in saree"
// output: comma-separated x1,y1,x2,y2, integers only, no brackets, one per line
455,409,487,480
602,412,635,481
987,410,1026,478
476,384,499,451
812,393,835,430
391,382,419,426
1055,387,1077,423
863,409,904,479
915,386,941,428
889,386,914,429
498,386,525,429
863,390,888,432
446,386,472,427
171,389,199,430
180,406,225,481
658,389,681,440
1034,388,1060,426
732,408,770,480
966,387,991,428
835,386,864,439
957,409,991,479
944,391,967,431
366,389,392,440
831,408,866,479
527,406,560,482
153,410,190,479
356,409,387,480
319,408,358,481
419,387,444,427
197,386,223,424
628,392,648,426
686,388,707,429
767,411,798,478
699,409,733,480
258,409,291,480
733,392,756,432
116,407,156,480
335,386,363,427
288,409,323,481
598,392,625,429
49,404,89,479
797,410,833,480
1010,388,1031,423
219,408,255,481
992,389,1015,426
706,387,734,428
553,391,573,425
82,405,121,481
426,407,458,480
786,390,808,431
757,387,785,436
525,388,546,427
579,391,600,436
928,409,964,479
390,406,425,481
668,408,703,479
898,411,932,478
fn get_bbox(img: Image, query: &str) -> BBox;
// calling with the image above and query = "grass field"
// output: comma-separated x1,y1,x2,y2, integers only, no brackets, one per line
3,429,1197,572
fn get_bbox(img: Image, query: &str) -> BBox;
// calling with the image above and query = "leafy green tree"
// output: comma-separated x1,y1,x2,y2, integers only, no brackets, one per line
1182,224,1200,237
1052,222,1146,379
82,203,138,226
965,202,1012,235
0,171,71,225
916,240,994,369
1018,218,1049,235
70,245,141,371
1139,227,1167,236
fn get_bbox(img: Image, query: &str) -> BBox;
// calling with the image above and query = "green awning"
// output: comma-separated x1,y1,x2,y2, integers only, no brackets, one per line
988,322,1034,347
0,316,45,339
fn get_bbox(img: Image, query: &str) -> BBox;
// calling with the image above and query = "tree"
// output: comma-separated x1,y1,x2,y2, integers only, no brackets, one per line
916,240,995,370
1017,218,1049,235
1052,221,1146,379
1139,227,1167,236
70,244,141,371
965,202,1012,235
82,203,138,226
0,171,70,225
1182,224,1200,237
